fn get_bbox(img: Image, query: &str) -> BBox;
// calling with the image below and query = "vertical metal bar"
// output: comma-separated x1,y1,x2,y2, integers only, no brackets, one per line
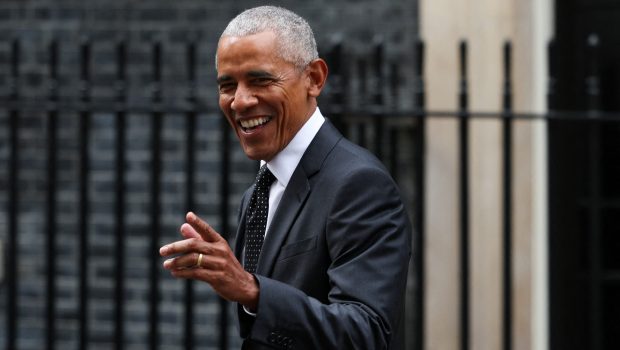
219,116,231,350
327,41,346,134
149,41,163,350
458,40,470,350
114,40,127,350
184,41,197,350
6,38,20,350
388,62,398,178
78,39,92,350
373,41,384,159
501,41,513,350
546,40,557,111
585,33,602,350
388,127,398,180
338,42,350,139
587,126,602,350
412,38,426,350
357,59,367,148
585,34,601,114
46,39,59,350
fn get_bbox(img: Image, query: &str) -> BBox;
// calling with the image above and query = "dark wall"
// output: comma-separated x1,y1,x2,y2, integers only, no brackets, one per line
0,1,419,349
0,0,418,103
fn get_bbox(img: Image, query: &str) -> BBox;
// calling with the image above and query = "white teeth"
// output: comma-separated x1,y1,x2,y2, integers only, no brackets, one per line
240,117,270,129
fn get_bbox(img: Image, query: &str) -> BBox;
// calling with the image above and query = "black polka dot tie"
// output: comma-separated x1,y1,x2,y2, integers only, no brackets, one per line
244,164,276,274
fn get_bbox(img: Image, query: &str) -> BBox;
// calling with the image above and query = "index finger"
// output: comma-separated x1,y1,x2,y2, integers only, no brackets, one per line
186,212,222,243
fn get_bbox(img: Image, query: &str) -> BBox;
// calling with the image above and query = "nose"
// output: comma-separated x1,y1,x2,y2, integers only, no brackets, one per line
230,85,258,112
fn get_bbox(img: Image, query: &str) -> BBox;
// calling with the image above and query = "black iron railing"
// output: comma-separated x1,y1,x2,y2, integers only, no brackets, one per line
1,35,619,350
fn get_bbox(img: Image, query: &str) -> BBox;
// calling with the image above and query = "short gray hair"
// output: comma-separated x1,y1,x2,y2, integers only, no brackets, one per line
218,6,318,70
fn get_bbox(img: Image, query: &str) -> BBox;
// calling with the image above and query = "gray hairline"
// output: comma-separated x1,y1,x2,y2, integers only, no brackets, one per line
215,6,319,71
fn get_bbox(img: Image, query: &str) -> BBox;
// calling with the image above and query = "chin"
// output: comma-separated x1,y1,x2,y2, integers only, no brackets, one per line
245,154,262,161
243,148,266,161
241,143,278,161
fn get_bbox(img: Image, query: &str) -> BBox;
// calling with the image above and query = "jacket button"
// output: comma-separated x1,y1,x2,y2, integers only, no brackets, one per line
268,331,278,343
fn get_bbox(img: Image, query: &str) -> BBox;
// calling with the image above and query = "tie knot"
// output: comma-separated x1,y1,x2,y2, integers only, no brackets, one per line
255,164,276,190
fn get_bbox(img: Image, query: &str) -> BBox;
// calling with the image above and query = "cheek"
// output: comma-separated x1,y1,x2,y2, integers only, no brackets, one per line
219,98,234,122
218,96,229,113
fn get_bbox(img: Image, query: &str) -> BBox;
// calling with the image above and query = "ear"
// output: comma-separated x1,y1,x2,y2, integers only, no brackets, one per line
306,58,328,98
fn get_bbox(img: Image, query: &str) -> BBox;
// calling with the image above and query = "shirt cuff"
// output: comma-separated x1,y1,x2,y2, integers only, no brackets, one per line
242,305,257,317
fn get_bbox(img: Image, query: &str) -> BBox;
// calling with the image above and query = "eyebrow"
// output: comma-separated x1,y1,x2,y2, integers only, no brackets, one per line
216,75,233,85
216,70,276,84
247,70,275,79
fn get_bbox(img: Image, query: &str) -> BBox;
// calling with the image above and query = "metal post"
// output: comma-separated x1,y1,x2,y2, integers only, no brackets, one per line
184,40,198,350
388,62,399,178
373,41,384,159
78,38,92,350
458,40,470,350
357,59,368,148
585,33,602,350
327,41,346,135
149,41,163,350
412,38,426,350
46,39,59,350
219,116,231,350
547,40,557,112
6,38,20,350
114,39,127,350
501,41,513,350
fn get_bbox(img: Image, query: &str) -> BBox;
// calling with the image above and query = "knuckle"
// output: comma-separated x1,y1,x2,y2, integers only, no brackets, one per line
187,238,199,250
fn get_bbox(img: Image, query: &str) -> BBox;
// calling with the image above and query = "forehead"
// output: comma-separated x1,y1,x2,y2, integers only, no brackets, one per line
216,31,286,74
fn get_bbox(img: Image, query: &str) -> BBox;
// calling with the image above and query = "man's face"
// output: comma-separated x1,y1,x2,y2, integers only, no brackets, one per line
216,31,314,161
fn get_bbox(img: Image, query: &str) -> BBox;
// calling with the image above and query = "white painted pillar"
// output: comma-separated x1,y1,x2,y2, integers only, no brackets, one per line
419,0,552,349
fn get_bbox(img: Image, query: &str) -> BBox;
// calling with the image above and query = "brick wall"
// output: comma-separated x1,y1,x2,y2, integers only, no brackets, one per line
0,1,418,349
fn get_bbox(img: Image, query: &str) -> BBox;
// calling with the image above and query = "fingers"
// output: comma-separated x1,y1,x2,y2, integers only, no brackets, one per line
186,212,222,243
163,252,202,270
163,250,229,272
160,237,204,257
160,224,256,304
161,212,221,256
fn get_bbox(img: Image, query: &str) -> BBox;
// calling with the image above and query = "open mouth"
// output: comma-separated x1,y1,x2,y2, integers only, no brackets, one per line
239,116,272,132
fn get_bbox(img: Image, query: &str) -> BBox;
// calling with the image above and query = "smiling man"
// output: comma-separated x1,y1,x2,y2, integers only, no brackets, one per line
160,6,412,349
216,28,324,162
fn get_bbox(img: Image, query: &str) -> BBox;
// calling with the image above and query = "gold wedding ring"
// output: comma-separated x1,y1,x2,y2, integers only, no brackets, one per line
195,253,204,268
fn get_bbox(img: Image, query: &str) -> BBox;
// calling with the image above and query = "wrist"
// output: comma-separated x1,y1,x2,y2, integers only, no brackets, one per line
241,273,260,312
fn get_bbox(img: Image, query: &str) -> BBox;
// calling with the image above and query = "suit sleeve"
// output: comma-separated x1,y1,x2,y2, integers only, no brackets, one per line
243,166,412,349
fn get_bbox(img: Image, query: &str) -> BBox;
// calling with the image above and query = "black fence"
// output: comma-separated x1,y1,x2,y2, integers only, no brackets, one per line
0,35,618,350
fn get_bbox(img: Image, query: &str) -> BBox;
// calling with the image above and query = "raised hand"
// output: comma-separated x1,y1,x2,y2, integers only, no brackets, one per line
160,212,259,310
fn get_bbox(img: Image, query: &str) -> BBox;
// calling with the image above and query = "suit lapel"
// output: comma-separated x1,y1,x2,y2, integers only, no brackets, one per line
256,121,342,276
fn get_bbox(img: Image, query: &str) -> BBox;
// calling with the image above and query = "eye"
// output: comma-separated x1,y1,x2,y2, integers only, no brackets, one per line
252,77,274,85
218,83,236,93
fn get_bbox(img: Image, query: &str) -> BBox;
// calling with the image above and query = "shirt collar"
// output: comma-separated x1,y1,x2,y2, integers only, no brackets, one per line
262,107,325,187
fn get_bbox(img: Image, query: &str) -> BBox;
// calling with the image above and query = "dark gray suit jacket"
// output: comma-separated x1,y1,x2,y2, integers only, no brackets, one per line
234,120,411,350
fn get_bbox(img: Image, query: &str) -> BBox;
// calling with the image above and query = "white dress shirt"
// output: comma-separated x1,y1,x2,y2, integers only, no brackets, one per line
262,107,325,236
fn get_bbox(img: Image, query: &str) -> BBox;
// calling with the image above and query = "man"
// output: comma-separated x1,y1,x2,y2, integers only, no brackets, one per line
160,6,411,349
